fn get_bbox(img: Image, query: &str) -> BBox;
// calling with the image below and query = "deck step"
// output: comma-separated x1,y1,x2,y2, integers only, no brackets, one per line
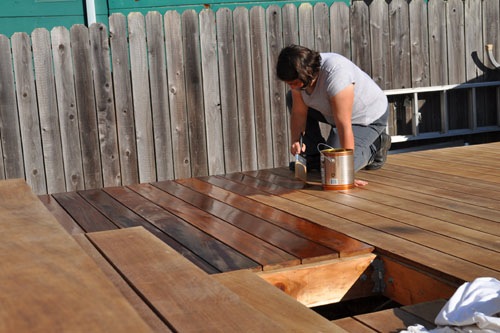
82,226,348,332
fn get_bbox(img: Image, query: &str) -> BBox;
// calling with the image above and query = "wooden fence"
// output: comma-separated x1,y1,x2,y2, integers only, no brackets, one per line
0,0,499,195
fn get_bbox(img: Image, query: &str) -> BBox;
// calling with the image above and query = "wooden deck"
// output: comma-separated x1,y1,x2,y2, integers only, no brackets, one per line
2,141,499,332
42,142,500,299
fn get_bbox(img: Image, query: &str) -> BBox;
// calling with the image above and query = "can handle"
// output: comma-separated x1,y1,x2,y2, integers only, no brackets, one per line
317,143,336,163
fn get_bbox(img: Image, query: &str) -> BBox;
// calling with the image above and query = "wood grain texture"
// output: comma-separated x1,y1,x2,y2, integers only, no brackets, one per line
183,10,208,177
259,253,377,307
214,269,349,332
216,8,242,173
0,35,24,179
86,227,291,332
128,13,156,183
12,32,47,193
109,14,139,186
0,179,152,333
154,179,339,262
51,26,84,191
146,11,174,181
32,28,65,193
70,25,103,189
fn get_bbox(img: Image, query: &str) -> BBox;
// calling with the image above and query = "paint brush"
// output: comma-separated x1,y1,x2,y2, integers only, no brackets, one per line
294,135,307,181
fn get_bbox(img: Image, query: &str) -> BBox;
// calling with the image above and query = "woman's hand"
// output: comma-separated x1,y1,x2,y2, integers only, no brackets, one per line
291,140,306,156
354,179,368,187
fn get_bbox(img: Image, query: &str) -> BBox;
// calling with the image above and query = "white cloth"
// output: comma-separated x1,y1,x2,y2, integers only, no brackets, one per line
400,277,500,333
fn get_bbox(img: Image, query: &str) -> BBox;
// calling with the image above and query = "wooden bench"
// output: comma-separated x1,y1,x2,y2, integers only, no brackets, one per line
0,179,153,332
80,226,349,332
332,299,447,332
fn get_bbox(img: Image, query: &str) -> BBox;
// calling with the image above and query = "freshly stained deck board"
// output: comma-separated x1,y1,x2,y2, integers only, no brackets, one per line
80,187,222,273
209,169,499,283
38,194,84,235
103,185,257,273
51,191,119,232
177,177,373,257
37,142,500,314
152,179,339,263
127,182,301,270
0,179,153,333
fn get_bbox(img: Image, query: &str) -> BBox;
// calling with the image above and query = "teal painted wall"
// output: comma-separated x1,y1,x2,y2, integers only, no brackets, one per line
0,0,85,36
0,0,347,36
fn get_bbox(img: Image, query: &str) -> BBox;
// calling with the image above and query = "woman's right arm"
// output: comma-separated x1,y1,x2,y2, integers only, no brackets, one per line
290,89,308,155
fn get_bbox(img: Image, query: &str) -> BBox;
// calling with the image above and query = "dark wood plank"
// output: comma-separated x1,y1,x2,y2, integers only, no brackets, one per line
128,183,300,270
0,179,152,333
86,227,291,332
51,191,118,232
38,194,84,235
153,180,338,263
103,186,255,273
180,177,373,257
79,188,220,273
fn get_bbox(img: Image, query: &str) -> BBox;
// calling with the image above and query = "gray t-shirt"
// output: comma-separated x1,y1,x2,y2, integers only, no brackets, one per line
301,53,388,126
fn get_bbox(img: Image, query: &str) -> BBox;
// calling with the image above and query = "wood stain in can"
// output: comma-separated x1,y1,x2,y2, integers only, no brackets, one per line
320,148,355,190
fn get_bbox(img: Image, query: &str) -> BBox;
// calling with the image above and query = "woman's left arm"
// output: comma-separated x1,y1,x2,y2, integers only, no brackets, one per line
330,83,355,150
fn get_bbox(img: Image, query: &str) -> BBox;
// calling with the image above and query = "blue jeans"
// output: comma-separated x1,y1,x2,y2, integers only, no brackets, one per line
286,91,388,172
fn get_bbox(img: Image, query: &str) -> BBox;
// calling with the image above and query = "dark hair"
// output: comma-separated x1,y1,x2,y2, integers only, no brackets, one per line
276,45,322,87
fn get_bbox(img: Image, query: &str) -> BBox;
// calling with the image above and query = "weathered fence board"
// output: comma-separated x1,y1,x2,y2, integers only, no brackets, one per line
32,29,66,194
164,10,191,179
51,27,84,191
146,12,174,181
250,6,273,170
200,9,225,175
109,14,139,186
183,10,209,177
129,13,156,183
71,25,103,189
0,0,499,195
216,8,242,173
267,5,289,168
0,35,24,180
234,7,258,172
90,24,121,187
409,0,429,88
370,0,391,90
12,32,47,194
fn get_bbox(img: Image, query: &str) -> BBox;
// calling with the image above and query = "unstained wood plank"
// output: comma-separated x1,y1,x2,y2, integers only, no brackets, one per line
86,226,294,332
0,179,152,333
214,269,348,332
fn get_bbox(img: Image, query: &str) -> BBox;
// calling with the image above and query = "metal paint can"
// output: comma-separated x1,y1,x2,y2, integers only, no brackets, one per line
320,148,355,190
